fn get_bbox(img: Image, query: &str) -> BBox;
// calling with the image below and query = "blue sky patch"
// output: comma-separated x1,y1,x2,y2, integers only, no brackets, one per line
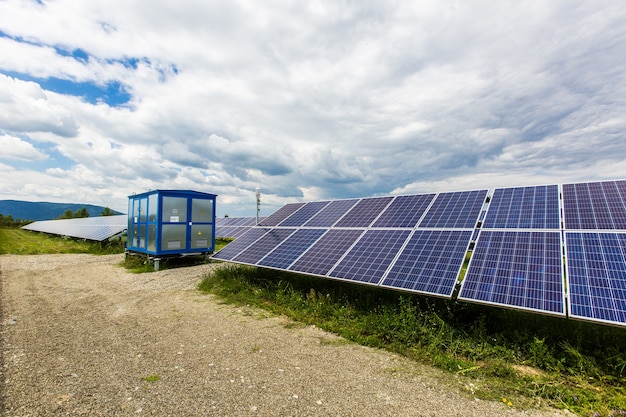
1,70,132,106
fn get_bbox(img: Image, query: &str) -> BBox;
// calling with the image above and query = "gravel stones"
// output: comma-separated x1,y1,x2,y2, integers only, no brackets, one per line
0,254,570,416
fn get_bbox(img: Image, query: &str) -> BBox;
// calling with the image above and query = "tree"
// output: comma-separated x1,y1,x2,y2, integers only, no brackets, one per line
100,207,115,216
74,207,89,218
59,209,74,219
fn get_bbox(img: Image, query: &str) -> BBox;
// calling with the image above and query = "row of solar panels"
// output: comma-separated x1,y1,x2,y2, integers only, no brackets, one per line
212,180,626,328
22,215,127,241
215,217,266,239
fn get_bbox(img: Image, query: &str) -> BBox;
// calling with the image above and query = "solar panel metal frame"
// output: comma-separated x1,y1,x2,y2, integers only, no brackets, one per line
564,231,626,327
417,189,488,229
482,184,560,229
258,203,306,226
458,229,566,316
327,228,413,285
562,179,626,230
211,227,270,260
380,229,474,298
288,229,367,277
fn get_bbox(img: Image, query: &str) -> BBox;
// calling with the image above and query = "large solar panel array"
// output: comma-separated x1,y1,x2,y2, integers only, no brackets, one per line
22,215,127,241
213,190,487,298
563,179,626,326
212,179,626,327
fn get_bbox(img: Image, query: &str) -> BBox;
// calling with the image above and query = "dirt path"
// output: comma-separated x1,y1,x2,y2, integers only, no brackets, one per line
0,254,570,416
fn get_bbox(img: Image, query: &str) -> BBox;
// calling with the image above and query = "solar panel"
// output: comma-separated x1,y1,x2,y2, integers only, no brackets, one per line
483,185,560,229
334,197,394,228
278,201,330,227
381,230,472,297
232,228,297,264
563,180,626,230
303,199,358,227
565,232,626,326
22,215,127,242
258,229,327,269
329,229,411,284
212,227,269,260
258,203,306,226
418,190,487,228
289,229,365,276
458,231,565,316
372,194,435,228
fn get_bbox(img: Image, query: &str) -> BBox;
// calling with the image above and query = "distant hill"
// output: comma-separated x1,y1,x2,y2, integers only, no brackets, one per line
0,200,124,221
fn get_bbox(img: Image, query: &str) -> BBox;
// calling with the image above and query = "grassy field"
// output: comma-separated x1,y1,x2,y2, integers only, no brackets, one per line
199,264,626,417
0,227,124,255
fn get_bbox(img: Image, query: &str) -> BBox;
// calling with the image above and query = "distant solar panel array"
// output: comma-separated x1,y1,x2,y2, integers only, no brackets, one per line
212,180,626,328
215,217,264,239
22,215,127,242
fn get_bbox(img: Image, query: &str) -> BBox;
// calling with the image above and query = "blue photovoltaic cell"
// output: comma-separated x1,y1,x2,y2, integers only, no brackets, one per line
483,185,560,229
211,228,269,260
278,201,330,227
258,203,306,226
289,229,365,276
381,230,472,297
459,231,564,315
329,230,411,284
303,199,359,227
566,232,626,326
216,226,237,238
419,190,487,229
563,180,626,230
334,197,394,228
258,228,327,269
216,217,266,238
372,194,435,228
233,228,296,264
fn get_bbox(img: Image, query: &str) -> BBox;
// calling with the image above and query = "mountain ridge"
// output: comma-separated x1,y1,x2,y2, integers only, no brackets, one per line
0,200,124,221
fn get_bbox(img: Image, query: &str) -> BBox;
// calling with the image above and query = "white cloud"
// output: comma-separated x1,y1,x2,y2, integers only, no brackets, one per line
0,134,47,161
0,0,625,215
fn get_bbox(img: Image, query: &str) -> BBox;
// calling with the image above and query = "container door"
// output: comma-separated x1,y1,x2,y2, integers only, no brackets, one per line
190,197,214,250
161,196,188,251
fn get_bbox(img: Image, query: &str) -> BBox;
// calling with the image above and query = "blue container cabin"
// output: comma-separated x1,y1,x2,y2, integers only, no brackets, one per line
126,190,217,258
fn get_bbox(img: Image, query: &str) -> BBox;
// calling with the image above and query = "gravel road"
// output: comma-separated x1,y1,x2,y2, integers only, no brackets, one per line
0,253,571,416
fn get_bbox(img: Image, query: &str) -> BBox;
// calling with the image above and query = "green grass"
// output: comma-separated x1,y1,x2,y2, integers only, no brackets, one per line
142,374,161,383
119,237,233,272
0,227,125,255
199,264,626,417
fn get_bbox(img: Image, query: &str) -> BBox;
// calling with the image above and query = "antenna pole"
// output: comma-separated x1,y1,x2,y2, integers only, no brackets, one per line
255,187,261,225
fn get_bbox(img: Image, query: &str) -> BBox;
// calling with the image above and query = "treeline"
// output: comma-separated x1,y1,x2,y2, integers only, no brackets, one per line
0,207,116,227
0,214,32,227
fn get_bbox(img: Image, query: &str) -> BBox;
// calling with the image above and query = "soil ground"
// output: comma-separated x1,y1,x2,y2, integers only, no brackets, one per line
0,254,572,416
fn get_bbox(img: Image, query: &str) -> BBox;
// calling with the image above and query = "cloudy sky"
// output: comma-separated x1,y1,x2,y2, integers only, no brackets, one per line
1,0,625,217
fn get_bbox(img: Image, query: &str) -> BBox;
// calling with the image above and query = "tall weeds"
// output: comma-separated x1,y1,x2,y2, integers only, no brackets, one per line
199,264,626,416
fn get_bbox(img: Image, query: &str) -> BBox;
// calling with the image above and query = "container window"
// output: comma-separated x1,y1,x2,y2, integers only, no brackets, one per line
147,224,157,252
161,224,187,251
148,193,158,222
192,198,213,223
191,224,213,249
162,197,187,223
